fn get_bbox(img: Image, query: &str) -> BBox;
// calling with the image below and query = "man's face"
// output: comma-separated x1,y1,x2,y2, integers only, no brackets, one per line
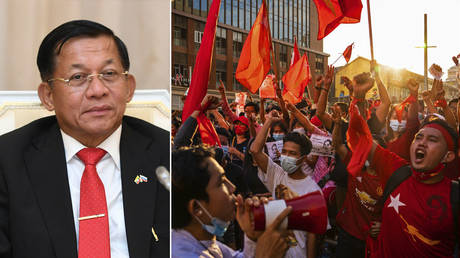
202,157,236,223
281,141,303,159
38,35,135,146
244,105,257,118
410,127,452,171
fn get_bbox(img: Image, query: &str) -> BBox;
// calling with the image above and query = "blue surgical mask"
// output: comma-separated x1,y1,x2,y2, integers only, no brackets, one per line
194,201,230,237
389,119,406,132
272,133,285,141
221,145,229,157
279,155,302,174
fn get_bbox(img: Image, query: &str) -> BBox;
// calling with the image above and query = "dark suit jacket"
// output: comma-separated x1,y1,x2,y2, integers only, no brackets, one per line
0,116,170,258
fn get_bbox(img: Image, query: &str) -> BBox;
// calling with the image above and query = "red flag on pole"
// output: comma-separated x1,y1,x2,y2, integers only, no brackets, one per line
312,0,363,40
282,54,312,104
181,0,222,146
290,36,300,68
343,43,353,63
235,0,272,94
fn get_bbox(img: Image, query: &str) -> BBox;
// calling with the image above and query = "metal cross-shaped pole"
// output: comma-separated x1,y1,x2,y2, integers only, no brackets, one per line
415,14,436,91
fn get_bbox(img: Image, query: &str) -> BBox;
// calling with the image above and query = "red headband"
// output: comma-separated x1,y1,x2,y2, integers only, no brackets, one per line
423,123,455,151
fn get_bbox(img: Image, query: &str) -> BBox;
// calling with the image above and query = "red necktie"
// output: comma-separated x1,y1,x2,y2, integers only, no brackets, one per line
77,148,111,258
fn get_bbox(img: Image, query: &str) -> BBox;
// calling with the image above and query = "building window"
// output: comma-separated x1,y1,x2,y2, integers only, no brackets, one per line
226,0,232,25
315,55,324,75
194,21,205,51
216,59,227,86
279,44,288,69
200,0,207,17
233,62,244,91
174,0,184,11
216,27,227,56
232,0,239,27
173,52,189,86
219,0,225,23
173,15,187,48
233,32,243,59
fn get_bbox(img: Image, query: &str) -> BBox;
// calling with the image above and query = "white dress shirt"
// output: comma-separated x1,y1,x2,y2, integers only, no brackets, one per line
61,126,129,258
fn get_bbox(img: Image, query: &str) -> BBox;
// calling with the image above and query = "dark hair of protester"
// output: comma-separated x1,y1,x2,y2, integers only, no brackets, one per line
449,98,458,106
172,118,181,130
266,104,281,113
37,19,130,81
283,132,312,156
216,127,231,142
244,102,259,113
172,146,215,229
335,102,349,114
421,115,459,152
270,121,288,136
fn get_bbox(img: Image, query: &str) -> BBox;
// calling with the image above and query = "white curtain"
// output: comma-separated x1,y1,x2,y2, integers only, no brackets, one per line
0,0,170,91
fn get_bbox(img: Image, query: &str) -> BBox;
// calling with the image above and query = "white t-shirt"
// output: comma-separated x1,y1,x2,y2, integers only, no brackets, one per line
259,157,322,258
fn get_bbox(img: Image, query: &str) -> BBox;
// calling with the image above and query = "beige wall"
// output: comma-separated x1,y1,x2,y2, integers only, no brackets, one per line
0,0,170,91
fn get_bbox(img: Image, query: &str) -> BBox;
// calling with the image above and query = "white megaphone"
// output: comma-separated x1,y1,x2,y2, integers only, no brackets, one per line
252,190,328,234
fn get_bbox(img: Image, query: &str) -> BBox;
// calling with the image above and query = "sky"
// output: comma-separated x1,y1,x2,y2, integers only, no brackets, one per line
323,0,460,79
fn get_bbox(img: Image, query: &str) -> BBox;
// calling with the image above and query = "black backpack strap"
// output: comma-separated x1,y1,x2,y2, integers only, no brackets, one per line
381,165,412,204
451,180,458,242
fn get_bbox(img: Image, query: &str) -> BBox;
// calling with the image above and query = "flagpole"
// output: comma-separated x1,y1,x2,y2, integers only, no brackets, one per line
330,54,343,66
264,0,278,83
366,0,374,60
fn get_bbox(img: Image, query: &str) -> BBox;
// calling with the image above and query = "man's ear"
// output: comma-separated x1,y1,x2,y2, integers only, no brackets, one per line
125,74,136,103
187,199,202,217
442,150,456,164
38,82,55,111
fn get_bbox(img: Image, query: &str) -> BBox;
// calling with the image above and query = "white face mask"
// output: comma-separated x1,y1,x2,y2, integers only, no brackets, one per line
292,127,306,135
279,155,302,174
389,119,407,132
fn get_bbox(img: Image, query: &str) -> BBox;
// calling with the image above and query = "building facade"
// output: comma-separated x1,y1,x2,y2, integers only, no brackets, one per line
171,0,329,110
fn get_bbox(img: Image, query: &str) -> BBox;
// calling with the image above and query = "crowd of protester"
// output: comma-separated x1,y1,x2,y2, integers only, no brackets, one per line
171,57,459,258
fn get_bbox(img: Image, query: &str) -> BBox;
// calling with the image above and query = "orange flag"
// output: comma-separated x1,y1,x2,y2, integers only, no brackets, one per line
312,0,362,40
343,43,353,63
290,36,300,68
235,0,271,94
282,54,311,104
259,74,277,99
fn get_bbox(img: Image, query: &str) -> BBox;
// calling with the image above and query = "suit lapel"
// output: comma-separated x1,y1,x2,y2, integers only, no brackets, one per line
120,121,159,258
24,122,77,258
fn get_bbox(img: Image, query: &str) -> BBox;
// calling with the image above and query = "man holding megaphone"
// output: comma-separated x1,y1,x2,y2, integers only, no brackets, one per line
250,111,328,258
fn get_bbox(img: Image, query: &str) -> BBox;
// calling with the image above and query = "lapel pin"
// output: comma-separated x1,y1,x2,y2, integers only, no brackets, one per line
134,175,148,184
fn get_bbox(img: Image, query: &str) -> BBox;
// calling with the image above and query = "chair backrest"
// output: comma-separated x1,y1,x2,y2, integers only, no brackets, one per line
0,90,170,136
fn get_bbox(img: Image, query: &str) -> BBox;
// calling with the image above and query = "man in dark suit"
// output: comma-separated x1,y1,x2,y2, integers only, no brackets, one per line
0,20,169,258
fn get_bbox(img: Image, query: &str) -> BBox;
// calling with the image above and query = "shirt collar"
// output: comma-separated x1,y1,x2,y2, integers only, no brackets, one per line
61,125,122,169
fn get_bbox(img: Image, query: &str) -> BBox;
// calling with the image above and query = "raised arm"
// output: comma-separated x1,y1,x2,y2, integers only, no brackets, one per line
316,66,334,130
371,60,391,124
249,111,282,173
331,105,348,161
260,98,266,124
218,80,239,122
210,109,230,130
406,78,420,125
286,102,317,134
274,83,290,127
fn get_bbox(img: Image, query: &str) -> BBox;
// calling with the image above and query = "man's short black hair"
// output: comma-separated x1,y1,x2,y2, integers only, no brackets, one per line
448,98,458,106
336,102,349,113
37,20,130,81
172,146,214,229
244,102,259,113
283,132,312,156
421,116,459,152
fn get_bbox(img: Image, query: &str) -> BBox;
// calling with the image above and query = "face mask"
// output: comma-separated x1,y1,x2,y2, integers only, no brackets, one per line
292,128,306,135
418,113,425,122
234,125,247,135
272,133,285,141
193,201,230,237
389,119,407,132
279,155,302,174
221,145,229,157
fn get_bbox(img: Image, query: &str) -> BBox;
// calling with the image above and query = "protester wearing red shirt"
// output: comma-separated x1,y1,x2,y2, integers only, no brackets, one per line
368,117,458,257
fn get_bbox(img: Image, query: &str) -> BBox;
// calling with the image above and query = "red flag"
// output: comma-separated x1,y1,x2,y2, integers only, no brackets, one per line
290,36,300,68
343,43,353,63
282,54,311,104
312,0,363,40
235,0,271,94
181,0,221,146
394,95,416,122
